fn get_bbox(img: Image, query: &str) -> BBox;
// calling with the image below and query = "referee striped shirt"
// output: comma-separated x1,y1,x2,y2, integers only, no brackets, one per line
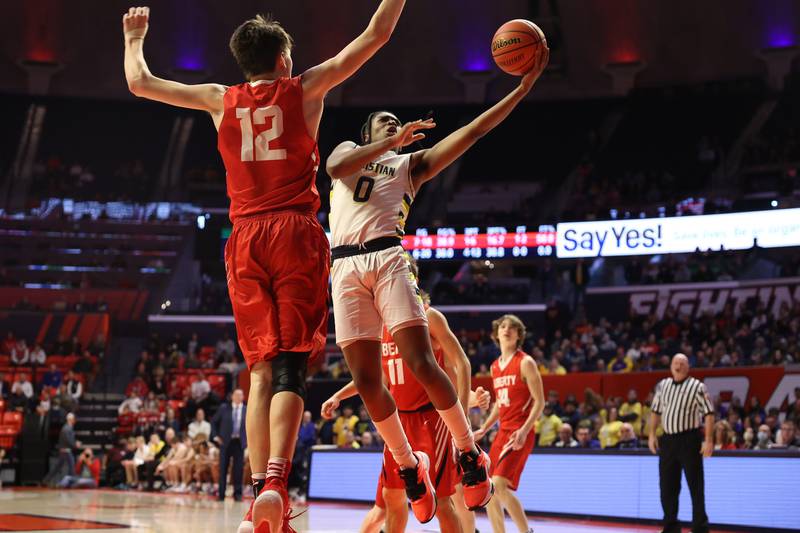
651,376,715,434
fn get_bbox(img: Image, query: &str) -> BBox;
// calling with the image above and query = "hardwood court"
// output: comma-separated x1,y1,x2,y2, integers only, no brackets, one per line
0,488,742,532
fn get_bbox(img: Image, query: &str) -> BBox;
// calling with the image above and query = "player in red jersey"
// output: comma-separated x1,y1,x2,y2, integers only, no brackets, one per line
322,259,490,532
473,315,544,533
122,3,408,531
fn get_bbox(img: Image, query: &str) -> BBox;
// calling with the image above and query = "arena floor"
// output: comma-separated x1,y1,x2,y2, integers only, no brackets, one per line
0,488,744,532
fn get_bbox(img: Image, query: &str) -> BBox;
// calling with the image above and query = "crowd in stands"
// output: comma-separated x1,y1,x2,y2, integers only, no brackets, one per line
108,427,222,495
0,330,103,490
310,379,800,458
1,331,100,414
102,331,252,496
353,289,795,380
614,249,800,287
525,386,800,452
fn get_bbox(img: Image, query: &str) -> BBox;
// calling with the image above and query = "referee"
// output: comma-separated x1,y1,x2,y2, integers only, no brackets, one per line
648,353,715,533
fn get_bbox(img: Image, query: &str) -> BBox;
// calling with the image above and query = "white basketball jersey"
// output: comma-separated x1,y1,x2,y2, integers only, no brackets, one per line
329,150,414,247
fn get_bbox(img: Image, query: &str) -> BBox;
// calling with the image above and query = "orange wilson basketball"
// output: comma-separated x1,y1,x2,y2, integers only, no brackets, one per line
491,19,546,76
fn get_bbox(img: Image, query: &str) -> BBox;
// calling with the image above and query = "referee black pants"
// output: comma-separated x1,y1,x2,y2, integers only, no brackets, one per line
659,430,709,533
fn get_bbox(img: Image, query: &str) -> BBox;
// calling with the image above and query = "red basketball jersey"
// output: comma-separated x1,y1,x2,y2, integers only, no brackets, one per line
217,77,321,222
491,350,533,431
381,326,445,411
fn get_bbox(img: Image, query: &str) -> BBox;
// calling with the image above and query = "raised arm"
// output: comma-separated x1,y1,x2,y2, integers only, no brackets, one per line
409,47,549,188
326,119,435,180
123,7,226,117
428,307,471,415
302,0,406,99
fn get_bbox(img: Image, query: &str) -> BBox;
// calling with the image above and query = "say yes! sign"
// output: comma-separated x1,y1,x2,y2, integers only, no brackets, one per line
556,208,800,258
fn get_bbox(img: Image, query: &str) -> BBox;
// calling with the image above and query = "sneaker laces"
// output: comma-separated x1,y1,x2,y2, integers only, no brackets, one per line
398,466,427,502
459,450,487,486
282,505,307,533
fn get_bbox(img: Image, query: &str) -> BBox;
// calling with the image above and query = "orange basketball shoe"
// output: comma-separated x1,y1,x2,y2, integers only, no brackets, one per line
398,451,437,524
459,446,494,510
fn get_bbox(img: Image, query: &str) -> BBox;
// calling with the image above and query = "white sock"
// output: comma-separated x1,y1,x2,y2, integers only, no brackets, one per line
437,402,476,453
374,410,417,469
266,458,289,481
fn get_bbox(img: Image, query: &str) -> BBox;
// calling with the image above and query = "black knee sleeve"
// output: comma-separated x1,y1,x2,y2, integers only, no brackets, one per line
272,351,309,400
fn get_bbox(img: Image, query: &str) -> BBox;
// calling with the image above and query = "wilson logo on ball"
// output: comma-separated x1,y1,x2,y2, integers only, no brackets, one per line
492,37,523,52
491,19,546,76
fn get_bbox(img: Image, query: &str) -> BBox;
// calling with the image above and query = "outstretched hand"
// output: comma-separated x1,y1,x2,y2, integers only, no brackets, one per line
520,45,550,92
123,6,150,41
391,119,436,148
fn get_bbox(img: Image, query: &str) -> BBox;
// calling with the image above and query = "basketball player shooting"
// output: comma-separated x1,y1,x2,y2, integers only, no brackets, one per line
473,315,544,533
122,2,408,531
320,257,492,532
325,37,548,524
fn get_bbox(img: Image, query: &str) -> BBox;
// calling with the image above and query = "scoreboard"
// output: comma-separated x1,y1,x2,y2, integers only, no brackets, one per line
217,222,556,262
401,225,557,260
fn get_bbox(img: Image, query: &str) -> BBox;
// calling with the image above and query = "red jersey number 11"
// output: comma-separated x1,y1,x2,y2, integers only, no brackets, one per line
236,106,287,162
387,358,405,386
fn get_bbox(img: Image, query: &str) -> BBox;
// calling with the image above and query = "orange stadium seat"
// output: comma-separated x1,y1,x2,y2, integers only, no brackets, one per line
2,411,23,433
13,372,31,385
208,374,227,397
167,399,185,412
0,426,17,449
169,375,190,398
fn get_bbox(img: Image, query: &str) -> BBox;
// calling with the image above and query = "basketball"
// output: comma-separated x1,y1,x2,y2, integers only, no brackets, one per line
491,19,546,76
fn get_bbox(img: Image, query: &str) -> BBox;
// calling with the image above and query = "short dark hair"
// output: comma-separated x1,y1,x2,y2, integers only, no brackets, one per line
361,110,396,144
229,14,293,79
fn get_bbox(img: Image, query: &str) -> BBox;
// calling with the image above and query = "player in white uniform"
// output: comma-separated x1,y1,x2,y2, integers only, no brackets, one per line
326,45,549,523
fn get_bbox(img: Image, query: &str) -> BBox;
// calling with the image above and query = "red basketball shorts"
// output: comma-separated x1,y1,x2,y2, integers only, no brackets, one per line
488,426,535,491
224,210,330,369
377,407,456,507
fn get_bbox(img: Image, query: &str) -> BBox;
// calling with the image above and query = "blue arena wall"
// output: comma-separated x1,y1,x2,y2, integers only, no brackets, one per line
308,449,800,531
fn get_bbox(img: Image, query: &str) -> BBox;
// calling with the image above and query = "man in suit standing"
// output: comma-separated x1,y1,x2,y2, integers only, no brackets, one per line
212,388,247,501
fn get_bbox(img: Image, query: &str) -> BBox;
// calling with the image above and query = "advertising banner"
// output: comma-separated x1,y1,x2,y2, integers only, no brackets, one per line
556,208,800,258
585,277,800,321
